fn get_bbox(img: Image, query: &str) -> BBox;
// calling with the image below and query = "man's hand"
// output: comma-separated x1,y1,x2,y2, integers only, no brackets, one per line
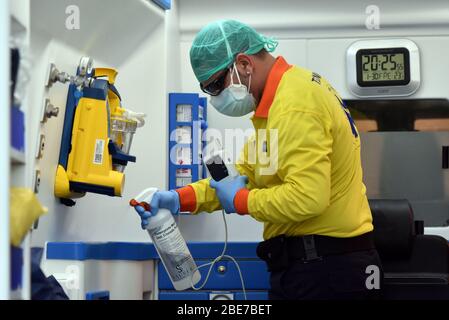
210,176,248,214
133,190,180,229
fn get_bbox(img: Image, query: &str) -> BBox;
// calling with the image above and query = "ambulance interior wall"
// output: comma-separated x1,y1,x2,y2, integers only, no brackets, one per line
28,0,449,247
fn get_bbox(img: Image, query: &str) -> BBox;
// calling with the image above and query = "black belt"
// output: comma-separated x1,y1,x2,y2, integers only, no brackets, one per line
256,232,375,272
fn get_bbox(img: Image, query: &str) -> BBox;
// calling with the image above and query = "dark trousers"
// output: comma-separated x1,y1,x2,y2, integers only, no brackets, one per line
268,249,384,300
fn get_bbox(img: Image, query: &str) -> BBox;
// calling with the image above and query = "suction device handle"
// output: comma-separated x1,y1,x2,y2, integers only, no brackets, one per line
93,68,118,84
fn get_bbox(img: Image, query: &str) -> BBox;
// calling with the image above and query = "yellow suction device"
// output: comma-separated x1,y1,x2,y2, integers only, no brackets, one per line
48,57,145,206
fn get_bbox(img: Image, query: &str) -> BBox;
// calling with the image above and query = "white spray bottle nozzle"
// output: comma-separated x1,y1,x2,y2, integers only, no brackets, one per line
134,187,158,203
129,187,158,211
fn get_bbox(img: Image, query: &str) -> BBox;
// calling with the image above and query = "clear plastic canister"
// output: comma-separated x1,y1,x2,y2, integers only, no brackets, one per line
110,115,137,172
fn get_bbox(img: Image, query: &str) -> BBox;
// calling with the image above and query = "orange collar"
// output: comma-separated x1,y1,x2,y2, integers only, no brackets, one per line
254,56,292,118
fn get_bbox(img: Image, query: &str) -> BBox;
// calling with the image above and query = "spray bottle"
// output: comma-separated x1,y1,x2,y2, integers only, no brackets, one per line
130,188,201,291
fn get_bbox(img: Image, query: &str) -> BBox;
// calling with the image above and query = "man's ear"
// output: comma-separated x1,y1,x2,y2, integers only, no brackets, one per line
235,53,254,76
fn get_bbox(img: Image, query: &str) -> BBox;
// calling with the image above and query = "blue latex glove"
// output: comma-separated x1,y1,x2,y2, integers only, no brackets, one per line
210,175,248,214
134,190,180,229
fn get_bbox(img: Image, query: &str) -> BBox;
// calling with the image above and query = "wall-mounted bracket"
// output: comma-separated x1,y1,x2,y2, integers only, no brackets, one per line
41,98,59,123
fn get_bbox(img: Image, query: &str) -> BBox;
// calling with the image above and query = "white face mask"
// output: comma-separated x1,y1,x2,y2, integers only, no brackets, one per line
210,63,256,117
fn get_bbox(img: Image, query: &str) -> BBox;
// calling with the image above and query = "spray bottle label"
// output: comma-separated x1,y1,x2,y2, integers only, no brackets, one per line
148,220,197,282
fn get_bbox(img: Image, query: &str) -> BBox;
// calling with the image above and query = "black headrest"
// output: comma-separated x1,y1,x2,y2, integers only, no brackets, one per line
369,199,415,259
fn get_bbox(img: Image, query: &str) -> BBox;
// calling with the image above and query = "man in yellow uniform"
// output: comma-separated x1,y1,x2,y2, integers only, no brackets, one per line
134,20,383,300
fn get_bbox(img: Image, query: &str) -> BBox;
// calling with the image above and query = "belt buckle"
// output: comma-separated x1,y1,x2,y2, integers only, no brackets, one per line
301,235,323,263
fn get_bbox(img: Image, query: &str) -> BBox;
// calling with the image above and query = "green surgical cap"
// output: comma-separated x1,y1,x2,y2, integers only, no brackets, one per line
190,19,278,83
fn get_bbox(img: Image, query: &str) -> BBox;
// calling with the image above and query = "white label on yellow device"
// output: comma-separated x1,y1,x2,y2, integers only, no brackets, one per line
93,139,105,165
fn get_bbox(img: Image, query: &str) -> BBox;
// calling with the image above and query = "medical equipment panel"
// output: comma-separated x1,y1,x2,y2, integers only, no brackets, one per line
156,242,269,300
168,93,208,190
